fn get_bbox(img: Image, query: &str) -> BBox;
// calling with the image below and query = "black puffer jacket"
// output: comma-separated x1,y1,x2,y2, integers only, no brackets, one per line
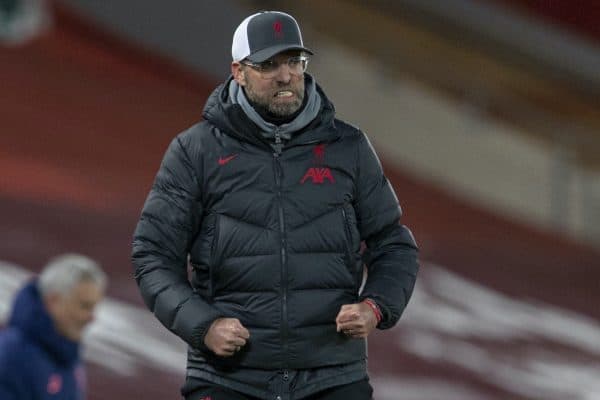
132,76,418,371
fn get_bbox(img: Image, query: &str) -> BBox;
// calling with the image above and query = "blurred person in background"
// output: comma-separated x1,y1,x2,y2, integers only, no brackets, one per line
132,10,418,400
0,254,106,400
0,0,51,45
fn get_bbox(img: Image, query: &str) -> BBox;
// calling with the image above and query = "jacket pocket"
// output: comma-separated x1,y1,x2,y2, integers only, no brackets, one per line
209,213,221,296
342,205,363,299
341,207,361,295
341,207,353,265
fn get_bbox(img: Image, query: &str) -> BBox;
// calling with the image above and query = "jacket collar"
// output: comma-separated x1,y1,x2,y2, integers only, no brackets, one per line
202,74,340,150
8,280,80,367
228,73,322,142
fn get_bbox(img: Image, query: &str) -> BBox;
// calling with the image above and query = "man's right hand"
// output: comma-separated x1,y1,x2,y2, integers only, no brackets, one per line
204,318,250,357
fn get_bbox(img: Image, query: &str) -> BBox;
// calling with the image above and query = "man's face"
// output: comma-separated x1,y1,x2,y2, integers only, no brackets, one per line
46,280,103,342
233,51,305,117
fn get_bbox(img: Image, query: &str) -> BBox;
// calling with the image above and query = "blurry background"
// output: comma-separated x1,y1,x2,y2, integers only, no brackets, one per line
1,0,599,399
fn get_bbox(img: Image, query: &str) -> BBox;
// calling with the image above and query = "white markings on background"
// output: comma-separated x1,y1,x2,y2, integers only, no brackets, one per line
397,264,600,399
0,260,187,376
371,376,493,400
2,260,600,399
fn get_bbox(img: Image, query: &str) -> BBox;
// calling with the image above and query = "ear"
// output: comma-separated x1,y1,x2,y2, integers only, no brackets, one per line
231,62,246,87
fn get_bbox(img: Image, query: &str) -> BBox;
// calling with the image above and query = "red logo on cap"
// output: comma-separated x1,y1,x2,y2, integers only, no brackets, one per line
273,21,283,39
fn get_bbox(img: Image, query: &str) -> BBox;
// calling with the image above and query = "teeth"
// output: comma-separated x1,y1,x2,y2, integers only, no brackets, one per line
275,91,293,97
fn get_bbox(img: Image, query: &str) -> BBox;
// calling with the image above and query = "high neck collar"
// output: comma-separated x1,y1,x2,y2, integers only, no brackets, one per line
8,280,81,367
228,73,322,141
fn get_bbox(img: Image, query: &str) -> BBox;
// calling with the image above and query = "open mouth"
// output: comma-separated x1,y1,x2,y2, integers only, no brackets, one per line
274,90,294,98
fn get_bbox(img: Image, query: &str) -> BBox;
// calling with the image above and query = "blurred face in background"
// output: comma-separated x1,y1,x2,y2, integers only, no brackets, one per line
45,280,103,341
233,50,307,117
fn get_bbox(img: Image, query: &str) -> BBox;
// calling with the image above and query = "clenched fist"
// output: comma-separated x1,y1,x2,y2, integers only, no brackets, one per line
204,318,250,357
335,302,378,339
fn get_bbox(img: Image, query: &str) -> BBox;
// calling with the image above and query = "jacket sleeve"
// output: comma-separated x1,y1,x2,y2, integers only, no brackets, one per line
0,342,29,400
0,386,19,400
0,375,24,400
132,132,222,350
354,133,419,329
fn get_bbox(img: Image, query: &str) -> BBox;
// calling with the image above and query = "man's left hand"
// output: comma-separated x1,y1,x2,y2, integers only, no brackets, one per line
335,302,378,338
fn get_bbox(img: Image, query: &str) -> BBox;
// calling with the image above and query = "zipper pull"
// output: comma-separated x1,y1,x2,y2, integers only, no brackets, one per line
274,128,283,155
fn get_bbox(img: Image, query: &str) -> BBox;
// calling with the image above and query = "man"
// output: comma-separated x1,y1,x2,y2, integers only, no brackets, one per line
132,11,418,400
0,254,106,400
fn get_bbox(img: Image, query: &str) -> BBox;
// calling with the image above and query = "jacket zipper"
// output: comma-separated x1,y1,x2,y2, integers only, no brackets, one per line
273,143,288,366
274,128,283,154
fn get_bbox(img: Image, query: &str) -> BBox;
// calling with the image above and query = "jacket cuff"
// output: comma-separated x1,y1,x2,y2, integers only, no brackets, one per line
359,295,392,329
362,298,382,324
190,319,217,353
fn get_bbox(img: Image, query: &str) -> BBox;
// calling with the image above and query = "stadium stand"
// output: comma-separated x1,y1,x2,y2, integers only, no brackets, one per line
1,1,599,399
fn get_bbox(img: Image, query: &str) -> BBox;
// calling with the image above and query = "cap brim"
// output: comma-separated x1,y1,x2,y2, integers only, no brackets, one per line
246,44,314,62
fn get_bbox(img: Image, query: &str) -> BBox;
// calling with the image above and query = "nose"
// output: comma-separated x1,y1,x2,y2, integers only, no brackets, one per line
274,63,292,83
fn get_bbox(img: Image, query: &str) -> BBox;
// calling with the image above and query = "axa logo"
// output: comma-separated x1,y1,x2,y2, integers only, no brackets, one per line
300,167,335,184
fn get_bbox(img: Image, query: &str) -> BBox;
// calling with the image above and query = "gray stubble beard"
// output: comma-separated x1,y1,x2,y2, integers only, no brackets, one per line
244,77,305,117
